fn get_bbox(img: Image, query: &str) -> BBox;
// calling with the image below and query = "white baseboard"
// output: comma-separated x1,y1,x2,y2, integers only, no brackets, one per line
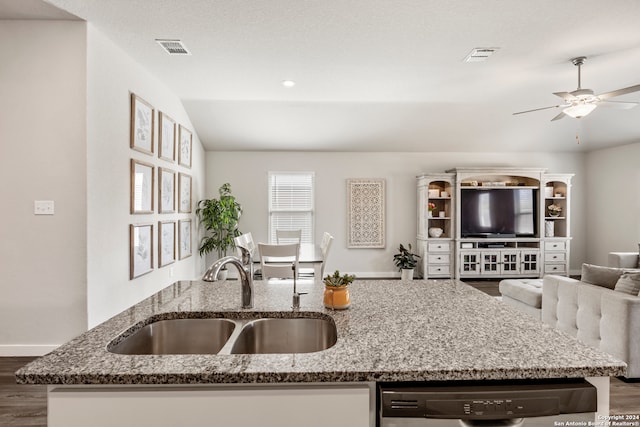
351,271,399,279
0,344,59,357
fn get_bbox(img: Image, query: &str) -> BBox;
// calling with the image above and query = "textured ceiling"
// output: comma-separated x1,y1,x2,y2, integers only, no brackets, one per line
8,0,640,152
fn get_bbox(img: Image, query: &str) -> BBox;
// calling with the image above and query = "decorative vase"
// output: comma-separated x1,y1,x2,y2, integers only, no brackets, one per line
216,268,228,281
400,268,414,281
428,227,443,238
549,212,560,217
545,221,555,237
428,211,433,217
323,285,350,310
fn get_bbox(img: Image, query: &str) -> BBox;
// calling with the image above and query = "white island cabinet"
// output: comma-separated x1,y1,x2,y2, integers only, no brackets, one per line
49,384,374,427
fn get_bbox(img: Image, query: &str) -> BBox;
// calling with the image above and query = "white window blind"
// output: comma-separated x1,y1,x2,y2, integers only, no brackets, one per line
268,172,314,244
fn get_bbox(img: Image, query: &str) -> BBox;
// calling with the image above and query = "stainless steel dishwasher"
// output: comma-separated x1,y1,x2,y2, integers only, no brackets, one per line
378,379,597,427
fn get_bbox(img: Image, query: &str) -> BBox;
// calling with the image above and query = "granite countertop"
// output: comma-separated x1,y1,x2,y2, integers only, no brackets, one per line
16,279,625,385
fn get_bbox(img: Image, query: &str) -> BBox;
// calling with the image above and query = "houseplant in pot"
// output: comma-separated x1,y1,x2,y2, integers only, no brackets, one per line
393,243,420,280
323,270,355,309
195,183,243,279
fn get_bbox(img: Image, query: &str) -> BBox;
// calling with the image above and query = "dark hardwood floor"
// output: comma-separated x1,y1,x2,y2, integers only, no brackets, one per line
0,357,46,427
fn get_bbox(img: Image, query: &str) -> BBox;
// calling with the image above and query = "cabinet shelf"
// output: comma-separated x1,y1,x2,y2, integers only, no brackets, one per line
545,216,565,220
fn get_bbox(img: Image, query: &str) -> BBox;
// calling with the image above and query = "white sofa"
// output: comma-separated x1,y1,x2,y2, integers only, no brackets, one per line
542,257,640,378
608,251,640,269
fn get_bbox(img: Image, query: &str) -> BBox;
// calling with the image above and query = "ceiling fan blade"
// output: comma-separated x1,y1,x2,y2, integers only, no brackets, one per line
512,105,561,116
597,84,640,100
596,100,639,109
553,91,577,101
550,111,566,121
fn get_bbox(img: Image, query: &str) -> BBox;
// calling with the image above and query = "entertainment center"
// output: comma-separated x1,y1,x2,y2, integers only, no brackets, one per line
416,167,572,279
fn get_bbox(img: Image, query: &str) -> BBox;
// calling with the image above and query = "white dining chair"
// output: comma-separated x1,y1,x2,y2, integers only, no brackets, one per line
275,229,302,244
234,232,256,278
258,243,299,281
299,232,334,279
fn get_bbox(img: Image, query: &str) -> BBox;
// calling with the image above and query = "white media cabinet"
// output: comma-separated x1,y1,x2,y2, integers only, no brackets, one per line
416,167,573,280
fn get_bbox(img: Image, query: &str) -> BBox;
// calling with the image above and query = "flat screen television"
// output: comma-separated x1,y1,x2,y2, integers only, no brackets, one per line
460,188,537,237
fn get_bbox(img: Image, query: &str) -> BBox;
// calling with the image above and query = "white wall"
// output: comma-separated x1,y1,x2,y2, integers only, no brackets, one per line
207,151,587,276
86,24,206,328
585,142,640,266
0,21,88,355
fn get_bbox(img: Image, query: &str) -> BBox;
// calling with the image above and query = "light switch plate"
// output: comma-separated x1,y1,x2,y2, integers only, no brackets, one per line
34,200,55,215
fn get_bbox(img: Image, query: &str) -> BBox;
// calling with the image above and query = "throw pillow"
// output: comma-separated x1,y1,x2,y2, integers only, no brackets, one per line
614,272,640,296
581,263,625,290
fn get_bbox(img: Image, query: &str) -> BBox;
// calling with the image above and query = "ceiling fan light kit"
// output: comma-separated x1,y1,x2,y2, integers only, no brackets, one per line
513,56,640,121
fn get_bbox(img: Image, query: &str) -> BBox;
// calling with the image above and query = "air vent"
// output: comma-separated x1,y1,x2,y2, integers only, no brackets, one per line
155,39,191,56
464,47,499,62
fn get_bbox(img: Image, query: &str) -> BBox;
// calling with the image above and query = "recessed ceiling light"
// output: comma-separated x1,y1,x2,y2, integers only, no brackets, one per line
282,80,296,88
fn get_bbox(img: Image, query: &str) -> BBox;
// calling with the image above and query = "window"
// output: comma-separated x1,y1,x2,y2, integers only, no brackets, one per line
268,172,314,244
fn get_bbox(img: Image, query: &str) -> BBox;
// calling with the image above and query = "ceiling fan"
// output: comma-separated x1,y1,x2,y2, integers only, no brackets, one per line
513,56,640,121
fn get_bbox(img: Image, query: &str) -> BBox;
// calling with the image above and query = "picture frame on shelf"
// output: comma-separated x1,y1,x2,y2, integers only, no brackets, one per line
178,125,192,168
158,167,175,213
130,159,155,214
158,220,176,267
158,111,176,162
179,219,192,259
130,93,154,155
178,172,192,213
130,223,154,279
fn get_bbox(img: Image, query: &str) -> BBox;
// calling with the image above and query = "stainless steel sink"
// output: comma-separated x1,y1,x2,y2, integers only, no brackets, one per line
108,315,337,355
109,318,236,355
229,318,337,354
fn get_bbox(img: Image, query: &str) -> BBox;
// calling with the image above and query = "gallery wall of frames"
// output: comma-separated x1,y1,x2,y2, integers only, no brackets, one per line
129,92,194,279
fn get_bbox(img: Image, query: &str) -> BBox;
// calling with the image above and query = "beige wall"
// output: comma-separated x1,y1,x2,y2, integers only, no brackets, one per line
86,24,206,328
585,141,640,266
207,151,587,276
0,20,88,355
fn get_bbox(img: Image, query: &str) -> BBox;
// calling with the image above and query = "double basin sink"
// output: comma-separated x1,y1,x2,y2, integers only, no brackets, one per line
108,314,337,355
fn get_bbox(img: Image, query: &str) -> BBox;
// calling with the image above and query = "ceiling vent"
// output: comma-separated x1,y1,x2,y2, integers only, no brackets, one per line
464,47,499,62
155,39,191,56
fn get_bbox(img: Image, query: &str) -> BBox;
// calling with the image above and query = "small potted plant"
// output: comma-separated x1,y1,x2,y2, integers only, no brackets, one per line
428,202,436,217
548,204,562,217
393,243,420,280
323,270,355,310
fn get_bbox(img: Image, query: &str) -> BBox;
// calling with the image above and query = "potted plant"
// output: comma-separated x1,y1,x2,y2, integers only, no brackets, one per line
393,243,420,280
548,204,562,217
323,270,355,310
428,202,436,217
195,183,243,279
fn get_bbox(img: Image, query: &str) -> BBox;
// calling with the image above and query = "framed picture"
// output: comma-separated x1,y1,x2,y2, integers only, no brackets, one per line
158,220,176,267
178,125,192,168
130,223,154,279
178,173,192,213
158,111,176,162
131,159,155,214
158,167,175,213
347,178,386,248
179,219,192,259
130,93,154,155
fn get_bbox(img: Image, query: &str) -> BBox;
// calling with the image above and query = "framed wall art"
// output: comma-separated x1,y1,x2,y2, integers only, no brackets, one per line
130,223,154,279
347,178,386,248
178,173,192,213
179,219,192,259
178,125,192,168
158,111,176,162
158,167,175,213
130,93,155,155
130,159,155,214
158,220,176,267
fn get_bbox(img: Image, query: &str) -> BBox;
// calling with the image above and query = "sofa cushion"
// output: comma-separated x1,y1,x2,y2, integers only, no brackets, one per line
614,272,640,296
581,263,624,290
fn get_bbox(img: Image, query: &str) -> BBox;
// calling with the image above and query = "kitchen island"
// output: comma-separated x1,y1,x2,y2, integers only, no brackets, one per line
16,279,625,426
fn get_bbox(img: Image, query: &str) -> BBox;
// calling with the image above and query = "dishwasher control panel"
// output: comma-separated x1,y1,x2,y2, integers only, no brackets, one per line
379,379,597,420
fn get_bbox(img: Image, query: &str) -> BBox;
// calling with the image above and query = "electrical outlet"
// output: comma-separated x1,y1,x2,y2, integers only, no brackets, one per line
34,200,55,215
